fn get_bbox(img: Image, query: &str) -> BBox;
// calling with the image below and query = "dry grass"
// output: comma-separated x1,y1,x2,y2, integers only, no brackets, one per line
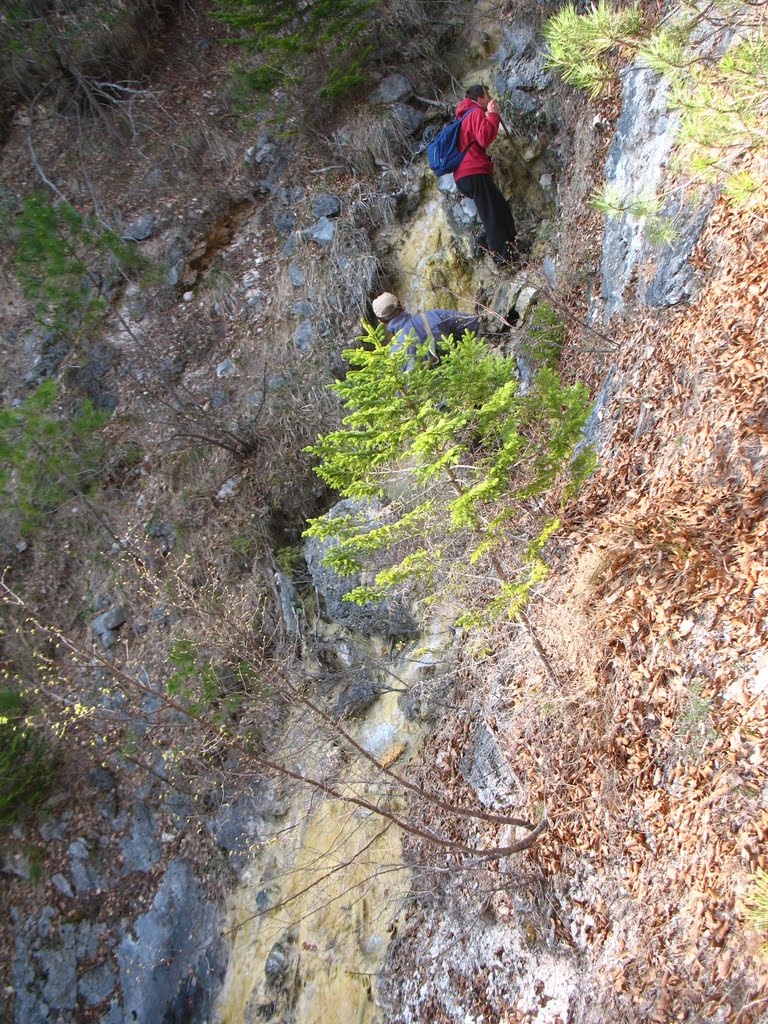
547,85,613,298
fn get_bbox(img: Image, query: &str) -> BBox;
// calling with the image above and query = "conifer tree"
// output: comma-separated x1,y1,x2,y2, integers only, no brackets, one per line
210,0,373,116
543,1,768,205
0,378,110,536
304,324,593,626
2,191,150,338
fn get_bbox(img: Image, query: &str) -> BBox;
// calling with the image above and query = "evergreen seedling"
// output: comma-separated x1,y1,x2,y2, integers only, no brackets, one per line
3,191,152,338
0,378,109,536
304,324,593,623
210,0,373,118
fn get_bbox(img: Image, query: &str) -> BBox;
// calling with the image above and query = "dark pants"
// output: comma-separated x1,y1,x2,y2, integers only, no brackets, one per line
456,174,516,263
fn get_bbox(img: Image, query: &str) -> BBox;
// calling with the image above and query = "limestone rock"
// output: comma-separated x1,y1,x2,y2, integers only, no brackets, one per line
304,498,417,638
122,214,156,242
293,320,313,353
311,194,341,219
391,102,424,134
309,216,336,246
460,724,520,810
599,66,679,318
371,73,412,103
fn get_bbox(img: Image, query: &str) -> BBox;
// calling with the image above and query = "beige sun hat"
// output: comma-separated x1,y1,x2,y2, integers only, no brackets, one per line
372,292,400,320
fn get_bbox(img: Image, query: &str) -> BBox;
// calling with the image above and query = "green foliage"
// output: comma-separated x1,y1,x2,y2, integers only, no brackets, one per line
721,169,762,205
2,191,152,338
523,301,567,370
275,545,299,573
166,637,267,720
210,0,373,118
0,688,50,824
543,1,643,99
544,1,768,206
589,183,678,244
0,378,109,536
745,869,768,947
304,324,593,621
667,33,768,197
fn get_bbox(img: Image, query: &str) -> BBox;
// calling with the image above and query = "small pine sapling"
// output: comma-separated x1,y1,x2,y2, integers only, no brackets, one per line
304,323,594,626
0,378,110,535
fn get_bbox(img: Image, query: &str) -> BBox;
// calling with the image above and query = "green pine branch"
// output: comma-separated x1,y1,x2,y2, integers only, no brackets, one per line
303,323,594,624
545,2,768,207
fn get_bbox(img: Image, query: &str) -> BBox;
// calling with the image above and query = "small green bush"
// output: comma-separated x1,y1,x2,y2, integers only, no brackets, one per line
166,637,268,720
210,0,374,120
544,1,768,205
0,689,50,824
1,191,153,338
523,301,566,370
0,378,110,536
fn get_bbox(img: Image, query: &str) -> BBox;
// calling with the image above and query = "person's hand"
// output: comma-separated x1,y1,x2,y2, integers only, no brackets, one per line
487,98,499,114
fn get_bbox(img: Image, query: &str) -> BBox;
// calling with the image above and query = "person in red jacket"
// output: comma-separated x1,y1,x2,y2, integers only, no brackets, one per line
454,84,517,267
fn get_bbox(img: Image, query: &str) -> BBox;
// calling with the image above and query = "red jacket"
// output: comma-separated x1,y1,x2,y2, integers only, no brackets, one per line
453,97,500,181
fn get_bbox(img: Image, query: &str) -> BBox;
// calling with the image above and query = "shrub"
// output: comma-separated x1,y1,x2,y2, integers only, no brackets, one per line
523,301,567,370
166,637,267,721
0,378,110,536
210,0,374,120
2,191,152,338
543,1,768,204
304,324,593,624
0,689,50,824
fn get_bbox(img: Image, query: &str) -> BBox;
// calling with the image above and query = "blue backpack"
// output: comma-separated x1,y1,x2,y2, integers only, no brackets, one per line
426,109,474,177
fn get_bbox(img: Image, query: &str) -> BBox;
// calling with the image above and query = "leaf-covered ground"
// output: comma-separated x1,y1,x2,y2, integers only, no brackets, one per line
384,151,768,1022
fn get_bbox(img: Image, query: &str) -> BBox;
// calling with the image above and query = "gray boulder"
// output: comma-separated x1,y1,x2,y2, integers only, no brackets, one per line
390,102,424,134
121,214,156,242
208,787,275,871
304,498,417,638
79,960,117,1006
309,216,336,245
311,194,341,219
273,208,296,233
371,73,412,103
293,320,314,353
334,678,383,719
436,173,457,195
460,724,520,810
68,837,104,892
264,942,288,985
287,262,305,287
92,606,126,639
573,364,621,460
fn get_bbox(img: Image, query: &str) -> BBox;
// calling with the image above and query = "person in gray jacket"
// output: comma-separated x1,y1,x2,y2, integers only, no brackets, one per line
372,292,479,370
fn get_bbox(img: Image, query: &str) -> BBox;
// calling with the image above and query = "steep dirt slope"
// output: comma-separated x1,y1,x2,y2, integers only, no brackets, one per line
381,150,768,1022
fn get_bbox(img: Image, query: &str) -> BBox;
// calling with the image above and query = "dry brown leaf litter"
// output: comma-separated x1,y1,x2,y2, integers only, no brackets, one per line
524,168,768,1018
390,163,768,1022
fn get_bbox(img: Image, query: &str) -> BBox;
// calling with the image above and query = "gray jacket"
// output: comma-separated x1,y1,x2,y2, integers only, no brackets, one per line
385,309,479,368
